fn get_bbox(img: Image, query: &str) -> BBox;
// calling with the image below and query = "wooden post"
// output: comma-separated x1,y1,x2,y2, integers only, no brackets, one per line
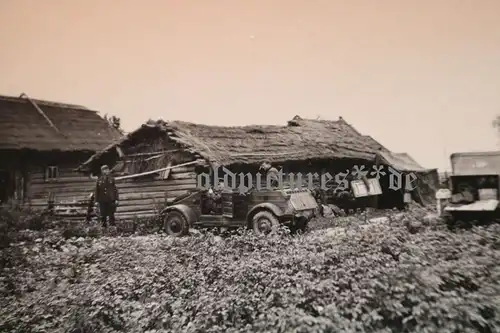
116,146,125,158
7,170,16,206
24,169,31,207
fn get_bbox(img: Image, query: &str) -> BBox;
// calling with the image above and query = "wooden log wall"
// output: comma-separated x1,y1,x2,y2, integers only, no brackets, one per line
114,164,198,220
25,161,201,221
28,165,95,220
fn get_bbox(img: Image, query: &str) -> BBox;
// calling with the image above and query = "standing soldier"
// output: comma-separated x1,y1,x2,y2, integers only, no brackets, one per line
95,165,119,227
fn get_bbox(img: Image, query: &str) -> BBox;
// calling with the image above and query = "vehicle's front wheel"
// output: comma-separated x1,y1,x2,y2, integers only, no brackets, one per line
252,211,280,235
164,211,189,237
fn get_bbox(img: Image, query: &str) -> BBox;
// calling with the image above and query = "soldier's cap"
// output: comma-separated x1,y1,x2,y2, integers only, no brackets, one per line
101,165,109,170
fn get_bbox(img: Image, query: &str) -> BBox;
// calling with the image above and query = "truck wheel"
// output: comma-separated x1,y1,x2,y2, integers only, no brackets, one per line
164,211,189,237
252,211,280,235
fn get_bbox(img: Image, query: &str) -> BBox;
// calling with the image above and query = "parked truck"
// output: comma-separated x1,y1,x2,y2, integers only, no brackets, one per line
437,151,500,225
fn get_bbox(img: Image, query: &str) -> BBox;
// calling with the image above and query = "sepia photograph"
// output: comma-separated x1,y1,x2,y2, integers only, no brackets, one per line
1,1,499,332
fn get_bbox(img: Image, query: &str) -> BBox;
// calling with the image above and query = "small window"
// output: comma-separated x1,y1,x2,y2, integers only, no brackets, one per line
45,166,59,181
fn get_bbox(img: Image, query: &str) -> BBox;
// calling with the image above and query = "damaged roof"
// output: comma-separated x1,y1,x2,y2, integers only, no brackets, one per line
79,116,382,171
0,94,122,152
287,116,390,152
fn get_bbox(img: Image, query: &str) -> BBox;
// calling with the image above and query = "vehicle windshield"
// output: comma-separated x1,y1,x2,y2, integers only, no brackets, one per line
451,152,500,176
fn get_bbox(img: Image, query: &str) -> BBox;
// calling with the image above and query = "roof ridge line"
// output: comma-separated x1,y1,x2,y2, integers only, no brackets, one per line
20,93,64,136
0,93,93,111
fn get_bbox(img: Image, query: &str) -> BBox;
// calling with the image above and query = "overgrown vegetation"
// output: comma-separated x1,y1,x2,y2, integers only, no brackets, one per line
104,114,125,135
0,206,499,332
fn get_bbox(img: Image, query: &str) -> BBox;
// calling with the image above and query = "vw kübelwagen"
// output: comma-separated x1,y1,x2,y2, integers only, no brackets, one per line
439,151,500,224
160,186,319,236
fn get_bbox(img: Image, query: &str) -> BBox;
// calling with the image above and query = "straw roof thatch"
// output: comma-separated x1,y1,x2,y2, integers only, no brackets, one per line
0,94,122,152
363,135,389,152
288,118,438,172
287,116,391,151
79,116,381,171
378,151,434,172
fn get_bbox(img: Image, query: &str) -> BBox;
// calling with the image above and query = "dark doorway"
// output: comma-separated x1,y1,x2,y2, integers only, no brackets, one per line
0,170,11,204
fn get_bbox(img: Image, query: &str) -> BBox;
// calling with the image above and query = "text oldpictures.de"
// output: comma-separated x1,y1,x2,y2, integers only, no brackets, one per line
197,164,419,194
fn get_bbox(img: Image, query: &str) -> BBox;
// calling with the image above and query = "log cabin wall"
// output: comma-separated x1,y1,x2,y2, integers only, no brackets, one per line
114,163,199,219
28,163,95,211
26,150,97,219
0,151,96,218
97,134,203,219
26,155,202,220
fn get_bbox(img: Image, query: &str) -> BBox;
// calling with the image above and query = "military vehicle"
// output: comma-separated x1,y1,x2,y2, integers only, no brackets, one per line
439,151,500,224
160,186,319,236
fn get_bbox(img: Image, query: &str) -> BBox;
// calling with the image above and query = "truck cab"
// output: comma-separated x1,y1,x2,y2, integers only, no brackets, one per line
439,151,500,223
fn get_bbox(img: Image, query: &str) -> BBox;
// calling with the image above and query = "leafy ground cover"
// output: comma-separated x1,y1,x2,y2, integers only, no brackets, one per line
1,207,500,333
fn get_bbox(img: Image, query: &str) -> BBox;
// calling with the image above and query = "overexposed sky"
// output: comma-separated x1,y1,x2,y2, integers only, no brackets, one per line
1,0,500,170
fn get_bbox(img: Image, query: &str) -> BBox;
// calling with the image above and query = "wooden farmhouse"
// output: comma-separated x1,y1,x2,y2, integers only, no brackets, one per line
77,116,438,219
289,116,440,207
0,94,122,216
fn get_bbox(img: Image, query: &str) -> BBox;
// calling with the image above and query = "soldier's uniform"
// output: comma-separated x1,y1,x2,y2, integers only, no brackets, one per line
95,165,119,227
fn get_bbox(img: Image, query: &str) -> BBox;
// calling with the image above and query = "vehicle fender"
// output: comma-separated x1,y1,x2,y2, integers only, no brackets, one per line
162,204,197,226
246,203,284,222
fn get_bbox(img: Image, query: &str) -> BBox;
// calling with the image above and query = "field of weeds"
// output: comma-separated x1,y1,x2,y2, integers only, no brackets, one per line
1,207,500,333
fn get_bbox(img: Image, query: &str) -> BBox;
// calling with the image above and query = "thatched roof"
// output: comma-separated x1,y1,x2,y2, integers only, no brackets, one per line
79,116,381,171
287,116,392,151
378,151,434,172
0,94,122,152
363,135,389,151
290,117,435,172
